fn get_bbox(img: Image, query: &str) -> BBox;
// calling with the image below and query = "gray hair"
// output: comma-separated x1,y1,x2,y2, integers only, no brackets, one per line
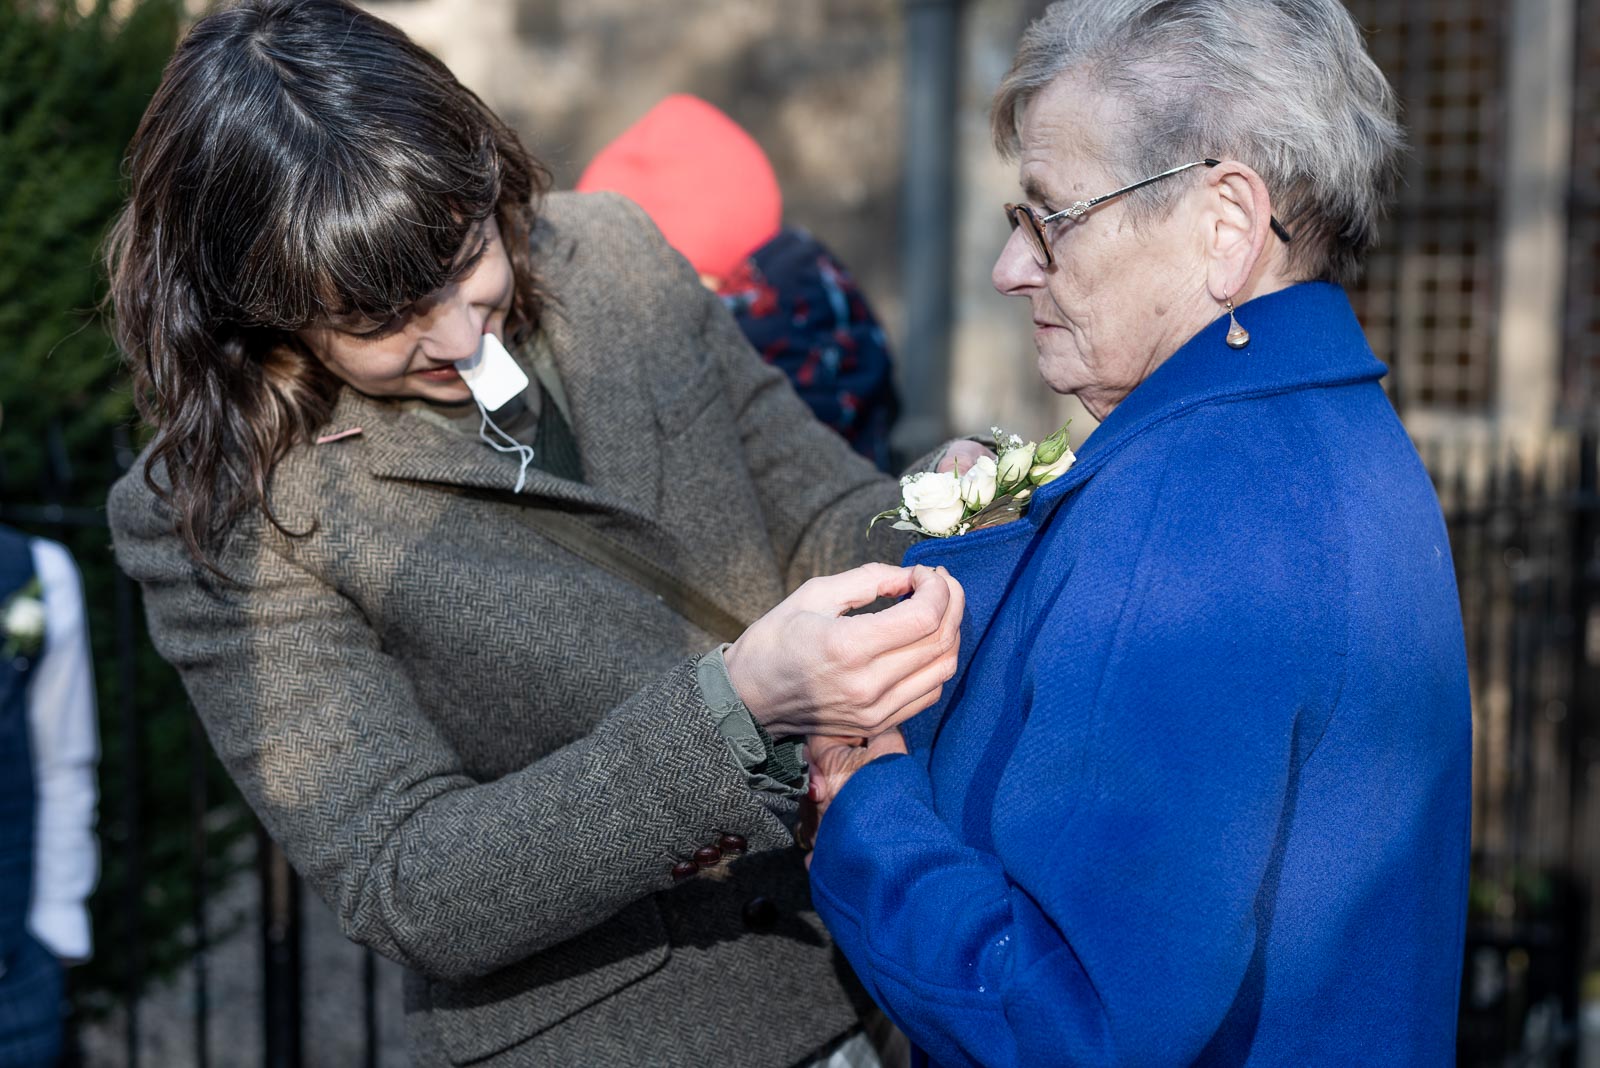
992,0,1404,285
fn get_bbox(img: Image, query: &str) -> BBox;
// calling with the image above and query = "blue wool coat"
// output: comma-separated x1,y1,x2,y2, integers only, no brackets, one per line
809,283,1472,1067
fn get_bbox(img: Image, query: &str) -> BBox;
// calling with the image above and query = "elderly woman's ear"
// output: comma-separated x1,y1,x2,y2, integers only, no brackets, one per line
1200,160,1282,307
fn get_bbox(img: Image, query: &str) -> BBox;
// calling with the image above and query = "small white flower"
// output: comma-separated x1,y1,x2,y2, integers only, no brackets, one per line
4,596,45,644
958,455,998,510
996,442,1036,486
1029,446,1077,486
901,470,967,535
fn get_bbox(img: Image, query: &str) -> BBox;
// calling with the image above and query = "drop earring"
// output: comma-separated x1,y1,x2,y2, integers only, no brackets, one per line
1224,299,1250,349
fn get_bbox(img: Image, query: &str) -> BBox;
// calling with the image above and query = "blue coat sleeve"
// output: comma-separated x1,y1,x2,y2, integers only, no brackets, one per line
809,427,1347,1067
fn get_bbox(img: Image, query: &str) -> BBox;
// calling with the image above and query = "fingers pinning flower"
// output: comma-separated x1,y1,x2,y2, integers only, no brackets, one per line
900,471,967,536
958,456,998,510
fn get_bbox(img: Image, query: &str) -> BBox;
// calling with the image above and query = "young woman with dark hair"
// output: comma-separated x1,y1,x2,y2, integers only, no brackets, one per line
105,2,962,1064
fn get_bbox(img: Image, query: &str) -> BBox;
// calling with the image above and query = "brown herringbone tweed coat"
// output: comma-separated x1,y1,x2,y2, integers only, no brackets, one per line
109,192,910,1066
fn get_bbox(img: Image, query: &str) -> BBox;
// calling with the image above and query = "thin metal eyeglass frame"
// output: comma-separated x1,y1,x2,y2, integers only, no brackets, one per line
1004,158,1294,270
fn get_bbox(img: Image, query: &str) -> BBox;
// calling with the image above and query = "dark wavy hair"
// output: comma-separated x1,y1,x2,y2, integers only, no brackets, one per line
105,0,550,570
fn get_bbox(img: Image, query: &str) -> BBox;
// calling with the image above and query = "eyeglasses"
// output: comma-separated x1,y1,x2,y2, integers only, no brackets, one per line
1004,158,1294,270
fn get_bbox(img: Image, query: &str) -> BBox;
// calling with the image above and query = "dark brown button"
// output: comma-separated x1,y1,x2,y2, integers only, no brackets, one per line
718,833,748,855
671,861,698,881
742,896,778,933
693,845,723,868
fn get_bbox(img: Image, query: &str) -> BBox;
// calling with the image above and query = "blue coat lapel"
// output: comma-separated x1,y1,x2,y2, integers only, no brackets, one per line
1056,281,1386,489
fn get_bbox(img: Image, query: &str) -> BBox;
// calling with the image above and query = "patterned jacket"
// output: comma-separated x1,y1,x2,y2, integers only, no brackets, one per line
110,192,907,1067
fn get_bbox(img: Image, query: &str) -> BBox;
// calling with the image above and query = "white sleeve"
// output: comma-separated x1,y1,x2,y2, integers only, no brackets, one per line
26,538,100,962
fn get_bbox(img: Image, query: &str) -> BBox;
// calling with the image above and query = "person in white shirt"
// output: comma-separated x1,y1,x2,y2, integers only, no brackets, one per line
0,468,99,1066
24,536,100,962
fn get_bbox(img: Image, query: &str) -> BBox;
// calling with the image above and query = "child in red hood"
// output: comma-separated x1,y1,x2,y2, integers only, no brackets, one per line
578,94,900,471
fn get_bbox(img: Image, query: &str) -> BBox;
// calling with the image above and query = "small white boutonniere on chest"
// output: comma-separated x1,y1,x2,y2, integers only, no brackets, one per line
870,421,1075,539
2,579,46,662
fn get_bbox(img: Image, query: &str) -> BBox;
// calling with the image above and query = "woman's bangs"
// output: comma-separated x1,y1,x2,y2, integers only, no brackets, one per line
238,140,502,330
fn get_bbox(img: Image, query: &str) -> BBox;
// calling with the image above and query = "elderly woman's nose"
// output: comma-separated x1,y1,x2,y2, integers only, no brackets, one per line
992,227,1044,295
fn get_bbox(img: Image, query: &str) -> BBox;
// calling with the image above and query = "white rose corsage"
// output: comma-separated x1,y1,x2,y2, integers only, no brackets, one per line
2,579,46,661
870,422,1075,539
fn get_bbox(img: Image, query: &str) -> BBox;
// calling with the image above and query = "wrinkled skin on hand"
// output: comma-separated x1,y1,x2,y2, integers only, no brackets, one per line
798,730,909,865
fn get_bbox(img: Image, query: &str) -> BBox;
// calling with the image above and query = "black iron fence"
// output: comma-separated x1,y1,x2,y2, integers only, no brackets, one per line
1432,430,1600,1066
0,431,388,1068
3,425,1597,1067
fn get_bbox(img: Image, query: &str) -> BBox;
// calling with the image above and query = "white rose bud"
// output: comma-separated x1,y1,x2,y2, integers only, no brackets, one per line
5,597,46,642
1029,446,1077,486
996,442,1036,488
958,456,998,510
900,470,966,535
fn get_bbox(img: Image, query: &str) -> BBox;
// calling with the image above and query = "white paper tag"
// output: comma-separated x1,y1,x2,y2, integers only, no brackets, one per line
455,332,530,412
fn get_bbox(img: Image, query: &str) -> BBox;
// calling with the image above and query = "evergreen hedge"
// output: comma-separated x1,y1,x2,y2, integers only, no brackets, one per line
0,0,254,1014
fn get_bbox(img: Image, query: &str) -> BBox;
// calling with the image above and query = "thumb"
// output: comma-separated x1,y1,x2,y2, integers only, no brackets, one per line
794,563,918,616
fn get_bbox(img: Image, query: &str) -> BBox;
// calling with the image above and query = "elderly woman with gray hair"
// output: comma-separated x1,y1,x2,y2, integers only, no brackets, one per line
803,1,1471,1064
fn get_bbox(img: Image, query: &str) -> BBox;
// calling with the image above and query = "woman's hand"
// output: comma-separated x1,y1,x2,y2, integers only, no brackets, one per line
797,730,909,863
936,439,997,476
724,563,964,739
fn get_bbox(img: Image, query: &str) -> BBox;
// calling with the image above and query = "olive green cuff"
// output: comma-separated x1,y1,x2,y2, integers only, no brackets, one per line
696,645,807,798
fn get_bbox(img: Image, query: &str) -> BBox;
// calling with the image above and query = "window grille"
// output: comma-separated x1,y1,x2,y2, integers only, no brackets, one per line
1343,0,1506,415
1564,0,1600,421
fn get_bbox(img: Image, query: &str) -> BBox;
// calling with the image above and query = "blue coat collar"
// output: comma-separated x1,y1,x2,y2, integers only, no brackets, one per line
898,283,1386,734
1026,281,1386,525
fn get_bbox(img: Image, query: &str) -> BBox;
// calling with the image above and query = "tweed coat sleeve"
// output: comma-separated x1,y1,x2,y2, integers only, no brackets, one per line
108,479,810,983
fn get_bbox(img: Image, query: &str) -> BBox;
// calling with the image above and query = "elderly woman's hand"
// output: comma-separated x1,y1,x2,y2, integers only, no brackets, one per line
724,564,963,739
798,729,909,863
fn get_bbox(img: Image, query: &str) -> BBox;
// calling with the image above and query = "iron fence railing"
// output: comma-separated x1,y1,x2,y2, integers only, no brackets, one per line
1427,430,1600,1066
0,431,384,1068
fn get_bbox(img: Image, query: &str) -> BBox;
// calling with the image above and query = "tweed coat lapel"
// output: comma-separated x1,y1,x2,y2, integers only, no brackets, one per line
536,293,663,524
320,211,671,528
324,387,651,528
325,330,662,531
